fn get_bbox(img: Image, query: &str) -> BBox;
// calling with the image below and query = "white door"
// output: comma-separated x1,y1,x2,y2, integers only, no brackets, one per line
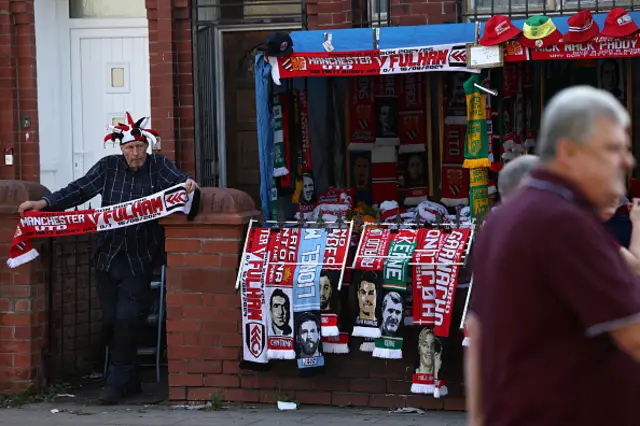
70,28,151,209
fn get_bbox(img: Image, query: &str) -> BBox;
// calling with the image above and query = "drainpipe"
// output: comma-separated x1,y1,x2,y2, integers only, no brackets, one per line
11,11,24,181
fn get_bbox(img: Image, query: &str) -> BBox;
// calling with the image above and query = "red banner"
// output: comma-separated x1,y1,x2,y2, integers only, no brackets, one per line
324,227,350,270
505,35,640,62
413,229,446,325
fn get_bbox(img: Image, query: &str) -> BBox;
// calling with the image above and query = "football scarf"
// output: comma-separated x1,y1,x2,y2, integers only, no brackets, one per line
398,111,426,154
440,164,470,208
411,326,449,398
353,227,393,271
239,227,271,366
323,332,350,354
293,228,327,375
398,73,424,111
433,229,471,337
272,95,289,178
373,229,417,359
469,168,491,219
348,77,375,151
360,338,375,352
462,74,491,170
265,228,299,360
320,228,350,337
8,183,196,269
413,229,446,324
351,269,383,338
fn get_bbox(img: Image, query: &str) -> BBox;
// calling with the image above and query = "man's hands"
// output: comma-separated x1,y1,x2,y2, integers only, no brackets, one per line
629,198,640,225
185,179,199,193
18,199,47,216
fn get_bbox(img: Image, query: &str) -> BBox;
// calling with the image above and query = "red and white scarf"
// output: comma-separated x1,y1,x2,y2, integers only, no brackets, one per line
8,183,195,269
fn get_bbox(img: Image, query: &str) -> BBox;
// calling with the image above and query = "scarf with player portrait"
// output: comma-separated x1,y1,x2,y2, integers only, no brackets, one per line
373,229,417,359
293,228,327,376
319,228,350,337
351,227,392,338
411,326,449,398
265,228,299,360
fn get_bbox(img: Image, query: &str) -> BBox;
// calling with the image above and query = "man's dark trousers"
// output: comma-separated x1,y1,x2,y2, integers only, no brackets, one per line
96,253,152,392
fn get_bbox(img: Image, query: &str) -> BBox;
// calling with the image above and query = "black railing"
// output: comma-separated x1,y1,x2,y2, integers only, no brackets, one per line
465,0,639,19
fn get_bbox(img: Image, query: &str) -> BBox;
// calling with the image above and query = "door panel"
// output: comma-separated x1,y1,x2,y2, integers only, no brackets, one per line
223,30,273,206
70,27,150,208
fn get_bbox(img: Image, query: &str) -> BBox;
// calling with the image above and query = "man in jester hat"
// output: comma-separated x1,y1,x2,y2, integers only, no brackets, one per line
18,113,198,404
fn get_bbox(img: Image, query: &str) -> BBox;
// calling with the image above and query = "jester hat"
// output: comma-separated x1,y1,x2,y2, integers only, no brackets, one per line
104,112,159,147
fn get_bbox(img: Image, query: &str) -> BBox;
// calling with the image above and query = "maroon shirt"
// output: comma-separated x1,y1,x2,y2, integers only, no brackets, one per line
471,169,640,426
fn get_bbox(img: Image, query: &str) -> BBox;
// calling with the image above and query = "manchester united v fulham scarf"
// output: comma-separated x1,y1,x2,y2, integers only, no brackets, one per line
294,228,327,376
265,228,299,360
240,227,271,367
8,183,196,268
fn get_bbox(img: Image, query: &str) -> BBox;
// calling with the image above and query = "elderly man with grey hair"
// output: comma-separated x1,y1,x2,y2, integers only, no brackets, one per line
467,86,640,426
497,155,540,200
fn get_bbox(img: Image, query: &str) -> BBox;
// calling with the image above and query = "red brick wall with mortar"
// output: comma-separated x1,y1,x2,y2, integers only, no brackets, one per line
0,181,49,393
146,0,196,178
0,0,40,183
305,0,459,29
161,188,466,410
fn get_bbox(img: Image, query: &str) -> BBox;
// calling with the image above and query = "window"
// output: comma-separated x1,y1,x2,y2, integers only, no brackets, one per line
69,0,146,19
370,0,389,25
106,63,130,94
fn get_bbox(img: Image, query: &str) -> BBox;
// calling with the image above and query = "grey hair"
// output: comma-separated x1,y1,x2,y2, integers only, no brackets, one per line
537,86,629,163
498,155,540,199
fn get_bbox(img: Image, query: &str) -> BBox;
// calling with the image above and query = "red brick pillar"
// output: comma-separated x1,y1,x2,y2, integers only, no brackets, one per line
160,187,259,404
0,180,50,393
307,0,352,30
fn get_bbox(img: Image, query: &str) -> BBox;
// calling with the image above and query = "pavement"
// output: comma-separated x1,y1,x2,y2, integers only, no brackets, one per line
0,403,467,426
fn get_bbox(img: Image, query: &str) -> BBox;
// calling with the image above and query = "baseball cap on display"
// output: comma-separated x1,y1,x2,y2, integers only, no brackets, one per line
258,32,294,57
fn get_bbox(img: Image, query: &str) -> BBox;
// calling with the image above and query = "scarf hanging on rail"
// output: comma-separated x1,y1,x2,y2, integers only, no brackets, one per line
265,228,299,360
462,74,491,169
412,228,446,325
293,228,327,376
411,326,449,398
320,227,350,337
360,338,375,352
373,229,417,359
351,227,393,338
433,229,471,337
239,227,271,368
8,183,197,268
398,73,425,111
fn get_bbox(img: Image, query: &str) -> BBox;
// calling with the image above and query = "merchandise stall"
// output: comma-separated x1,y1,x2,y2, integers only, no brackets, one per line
239,23,487,402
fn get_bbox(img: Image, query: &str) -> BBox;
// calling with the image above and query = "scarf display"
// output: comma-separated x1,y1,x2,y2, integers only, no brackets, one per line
320,227,350,337
348,77,376,151
239,227,272,366
501,63,520,162
360,338,375,352
462,74,491,169
353,227,393,270
351,269,383,338
293,228,327,375
374,75,400,146
469,168,491,219
265,228,299,360
412,228,446,324
280,92,293,188
373,229,417,359
440,164,470,207
442,120,466,164
8,183,196,268
398,111,426,154
411,326,449,398
273,95,289,178
434,229,471,337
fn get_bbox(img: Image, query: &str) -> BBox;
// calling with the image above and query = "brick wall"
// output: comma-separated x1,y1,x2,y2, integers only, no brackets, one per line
147,0,196,178
0,181,49,393
0,0,40,183
161,187,466,410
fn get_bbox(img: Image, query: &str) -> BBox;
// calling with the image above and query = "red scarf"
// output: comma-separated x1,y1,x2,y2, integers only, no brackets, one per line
8,183,195,268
